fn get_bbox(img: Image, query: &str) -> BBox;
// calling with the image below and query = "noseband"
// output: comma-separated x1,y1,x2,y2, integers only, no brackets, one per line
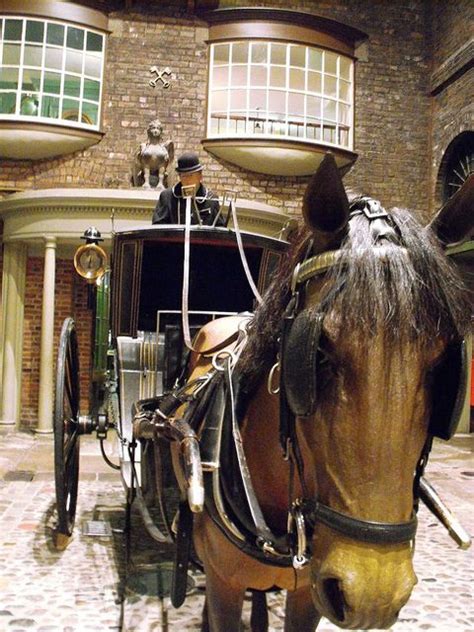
280,199,418,559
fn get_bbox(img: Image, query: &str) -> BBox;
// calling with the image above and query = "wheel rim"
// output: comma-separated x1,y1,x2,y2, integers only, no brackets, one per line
54,317,81,537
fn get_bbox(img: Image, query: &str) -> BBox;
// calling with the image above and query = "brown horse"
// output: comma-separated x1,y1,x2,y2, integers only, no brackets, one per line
178,156,473,631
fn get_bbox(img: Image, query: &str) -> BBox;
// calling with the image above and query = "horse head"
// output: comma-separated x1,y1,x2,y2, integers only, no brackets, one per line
293,154,472,628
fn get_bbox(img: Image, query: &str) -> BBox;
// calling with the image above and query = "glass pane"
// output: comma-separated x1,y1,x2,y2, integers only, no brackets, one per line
231,66,247,86
340,56,351,80
210,90,228,112
248,89,266,110
81,100,98,124
86,31,103,52
45,46,63,70
84,52,101,77
229,89,246,110
65,49,83,73
64,74,81,97
268,90,286,117
0,92,16,113
269,66,286,88
323,99,336,121
43,71,61,94
4,19,23,41
2,44,21,65
41,95,59,118
308,48,322,71
323,126,336,143
83,78,100,101
290,46,305,68
62,98,80,121
325,52,337,75
308,71,321,94
20,93,39,115
0,19,3,40
325,76,337,98
214,44,229,64
250,65,267,86
306,95,321,118
251,42,267,63
67,26,84,50
288,92,304,116
270,43,286,65
232,42,248,64
26,20,44,43
0,68,19,90
24,45,43,67
339,128,349,146
338,103,350,125
289,68,305,91
339,79,351,102
22,69,41,91
47,22,64,46
212,65,228,88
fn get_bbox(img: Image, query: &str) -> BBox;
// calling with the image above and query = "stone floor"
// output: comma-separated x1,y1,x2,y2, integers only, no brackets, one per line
0,427,472,632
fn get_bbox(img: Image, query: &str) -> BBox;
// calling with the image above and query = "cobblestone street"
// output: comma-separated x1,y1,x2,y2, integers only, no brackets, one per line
0,428,472,632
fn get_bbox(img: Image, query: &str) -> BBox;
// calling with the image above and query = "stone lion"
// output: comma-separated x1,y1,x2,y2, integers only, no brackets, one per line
131,119,174,190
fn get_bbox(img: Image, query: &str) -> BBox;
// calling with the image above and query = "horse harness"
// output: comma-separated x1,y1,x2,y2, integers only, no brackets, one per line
132,198,468,595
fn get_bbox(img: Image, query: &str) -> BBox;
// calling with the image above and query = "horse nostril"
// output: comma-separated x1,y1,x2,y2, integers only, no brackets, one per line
322,577,347,623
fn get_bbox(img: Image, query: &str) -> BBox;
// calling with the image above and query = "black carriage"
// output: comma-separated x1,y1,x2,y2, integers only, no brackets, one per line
54,223,288,547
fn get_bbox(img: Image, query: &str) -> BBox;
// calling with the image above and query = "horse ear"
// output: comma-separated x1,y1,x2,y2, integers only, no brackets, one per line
303,152,350,252
427,174,474,247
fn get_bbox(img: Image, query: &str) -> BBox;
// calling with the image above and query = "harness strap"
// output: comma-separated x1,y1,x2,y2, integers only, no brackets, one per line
307,501,418,544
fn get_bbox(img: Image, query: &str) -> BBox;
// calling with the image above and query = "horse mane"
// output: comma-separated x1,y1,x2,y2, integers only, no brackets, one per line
239,200,471,387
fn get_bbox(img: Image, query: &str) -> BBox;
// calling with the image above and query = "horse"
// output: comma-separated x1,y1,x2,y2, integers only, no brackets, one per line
173,154,473,631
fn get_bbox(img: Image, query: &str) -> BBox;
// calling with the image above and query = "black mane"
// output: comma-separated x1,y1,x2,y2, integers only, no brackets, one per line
239,204,471,386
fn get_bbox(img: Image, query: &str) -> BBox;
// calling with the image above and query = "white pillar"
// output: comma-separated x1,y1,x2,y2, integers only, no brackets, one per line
0,242,27,426
36,235,56,434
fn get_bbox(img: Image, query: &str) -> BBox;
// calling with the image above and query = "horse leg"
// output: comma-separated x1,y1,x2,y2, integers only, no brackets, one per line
251,590,268,632
202,565,245,632
284,586,321,632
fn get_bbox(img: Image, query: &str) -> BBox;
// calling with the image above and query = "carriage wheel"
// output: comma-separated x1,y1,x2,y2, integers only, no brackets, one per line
54,317,81,545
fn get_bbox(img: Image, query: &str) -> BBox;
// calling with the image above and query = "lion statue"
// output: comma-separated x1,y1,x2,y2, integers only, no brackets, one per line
132,119,174,190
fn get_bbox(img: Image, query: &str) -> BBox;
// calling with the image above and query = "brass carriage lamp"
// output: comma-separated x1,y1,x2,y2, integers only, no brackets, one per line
74,226,108,283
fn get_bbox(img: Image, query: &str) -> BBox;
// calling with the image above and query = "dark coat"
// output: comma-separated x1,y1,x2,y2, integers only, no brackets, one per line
152,182,223,226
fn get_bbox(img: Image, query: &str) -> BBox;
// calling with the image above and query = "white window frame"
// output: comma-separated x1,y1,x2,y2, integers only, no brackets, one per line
208,40,354,151
0,15,105,130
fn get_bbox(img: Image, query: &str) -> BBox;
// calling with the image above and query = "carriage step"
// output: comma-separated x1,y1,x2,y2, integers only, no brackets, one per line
81,520,113,537
3,470,34,481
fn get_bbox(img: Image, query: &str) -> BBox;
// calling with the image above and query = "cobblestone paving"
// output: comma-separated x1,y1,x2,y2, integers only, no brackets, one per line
0,429,472,631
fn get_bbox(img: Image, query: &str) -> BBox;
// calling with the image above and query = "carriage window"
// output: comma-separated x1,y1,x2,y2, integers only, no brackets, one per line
208,41,354,150
0,16,105,129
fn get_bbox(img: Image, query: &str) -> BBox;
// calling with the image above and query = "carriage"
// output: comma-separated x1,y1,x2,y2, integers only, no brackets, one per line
53,157,473,631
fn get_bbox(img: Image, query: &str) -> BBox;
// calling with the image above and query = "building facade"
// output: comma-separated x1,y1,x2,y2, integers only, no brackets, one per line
0,0,472,431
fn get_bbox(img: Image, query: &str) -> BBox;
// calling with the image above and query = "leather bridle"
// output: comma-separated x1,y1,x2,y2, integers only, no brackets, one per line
279,201,419,555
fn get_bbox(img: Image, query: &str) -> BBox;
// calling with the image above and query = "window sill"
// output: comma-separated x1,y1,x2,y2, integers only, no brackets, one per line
202,136,357,176
0,120,103,160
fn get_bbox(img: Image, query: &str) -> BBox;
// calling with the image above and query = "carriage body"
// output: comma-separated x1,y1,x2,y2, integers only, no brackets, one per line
55,223,289,539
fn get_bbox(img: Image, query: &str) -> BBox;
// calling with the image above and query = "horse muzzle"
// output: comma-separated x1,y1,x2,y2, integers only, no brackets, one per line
309,531,417,629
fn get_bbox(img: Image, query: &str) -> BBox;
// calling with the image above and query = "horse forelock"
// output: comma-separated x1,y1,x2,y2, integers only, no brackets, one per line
239,204,470,388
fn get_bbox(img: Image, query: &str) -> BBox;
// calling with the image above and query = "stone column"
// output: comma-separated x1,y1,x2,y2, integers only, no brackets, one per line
0,242,27,426
36,235,56,434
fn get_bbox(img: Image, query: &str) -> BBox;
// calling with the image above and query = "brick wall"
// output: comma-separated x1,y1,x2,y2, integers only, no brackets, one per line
21,256,93,428
0,0,432,217
429,0,473,211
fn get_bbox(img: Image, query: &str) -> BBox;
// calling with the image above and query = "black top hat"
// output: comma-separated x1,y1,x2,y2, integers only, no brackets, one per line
176,151,203,173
